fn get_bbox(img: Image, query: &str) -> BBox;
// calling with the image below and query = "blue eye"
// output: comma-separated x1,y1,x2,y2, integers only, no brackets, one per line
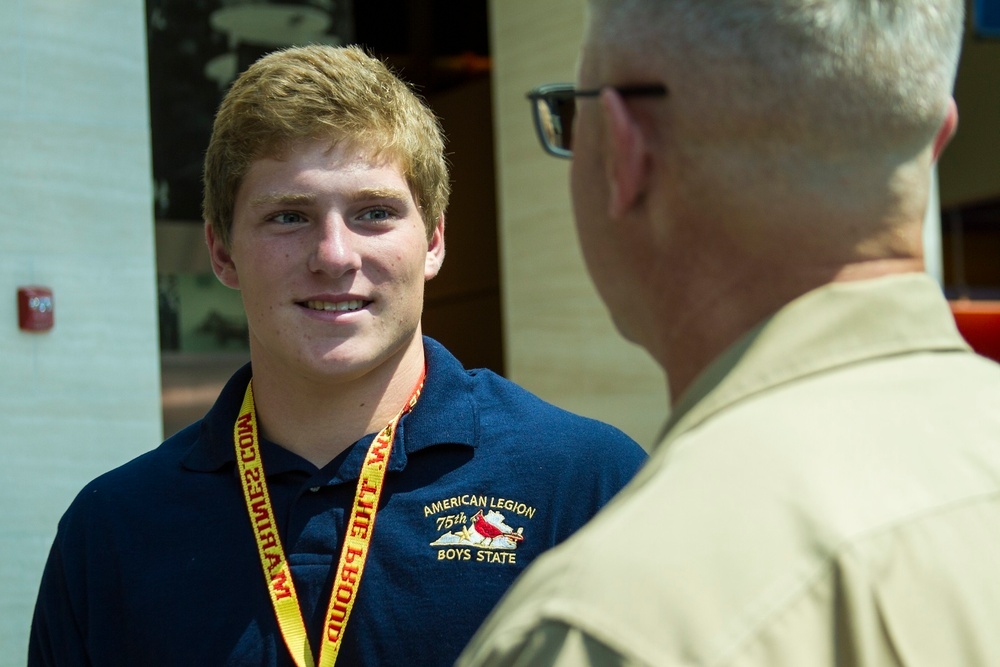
270,211,306,224
359,208,393,222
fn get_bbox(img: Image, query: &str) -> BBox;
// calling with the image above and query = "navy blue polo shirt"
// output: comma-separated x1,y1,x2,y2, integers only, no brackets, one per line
29,338,647,666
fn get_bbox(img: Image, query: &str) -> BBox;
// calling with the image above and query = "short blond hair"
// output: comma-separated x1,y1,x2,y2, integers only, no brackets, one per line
203,45,450,247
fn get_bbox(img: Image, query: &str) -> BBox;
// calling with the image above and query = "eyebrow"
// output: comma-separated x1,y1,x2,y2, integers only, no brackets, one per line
248,192,316,208
247,187,412,209
351,187,412,204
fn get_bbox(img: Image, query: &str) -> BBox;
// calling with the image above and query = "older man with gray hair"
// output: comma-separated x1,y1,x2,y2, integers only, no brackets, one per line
460,1,1000,665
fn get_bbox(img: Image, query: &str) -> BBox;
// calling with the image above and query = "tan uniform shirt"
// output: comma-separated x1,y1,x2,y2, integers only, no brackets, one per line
459,274,1000,667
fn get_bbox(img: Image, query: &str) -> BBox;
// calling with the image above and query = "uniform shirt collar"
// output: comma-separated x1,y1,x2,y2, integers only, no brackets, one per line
181,336,478,475
659,273,971,449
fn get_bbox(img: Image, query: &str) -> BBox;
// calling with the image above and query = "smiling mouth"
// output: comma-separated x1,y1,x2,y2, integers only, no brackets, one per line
302,299,369,313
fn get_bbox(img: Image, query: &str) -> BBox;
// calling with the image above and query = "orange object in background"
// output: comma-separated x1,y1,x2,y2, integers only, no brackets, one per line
950,300,1000,363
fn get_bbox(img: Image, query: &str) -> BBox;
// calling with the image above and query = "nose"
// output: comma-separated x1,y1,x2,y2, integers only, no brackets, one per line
307,216,362,276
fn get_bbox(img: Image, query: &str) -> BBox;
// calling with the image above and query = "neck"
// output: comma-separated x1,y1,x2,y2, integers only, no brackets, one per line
247,336,426,468
646,152,930,406
652,249,924,408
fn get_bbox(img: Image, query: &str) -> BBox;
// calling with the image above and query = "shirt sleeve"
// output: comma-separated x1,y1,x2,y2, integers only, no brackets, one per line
28,536,90,667
457,619,648,667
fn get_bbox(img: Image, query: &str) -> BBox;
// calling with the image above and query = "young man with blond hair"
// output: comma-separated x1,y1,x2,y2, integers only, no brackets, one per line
29,45,645,667
461,1,1000,665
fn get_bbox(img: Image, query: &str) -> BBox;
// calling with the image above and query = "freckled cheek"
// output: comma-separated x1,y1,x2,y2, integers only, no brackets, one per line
244,295,286,341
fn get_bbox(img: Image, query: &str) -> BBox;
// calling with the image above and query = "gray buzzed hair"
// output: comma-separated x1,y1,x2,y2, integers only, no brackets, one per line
587,0,964,157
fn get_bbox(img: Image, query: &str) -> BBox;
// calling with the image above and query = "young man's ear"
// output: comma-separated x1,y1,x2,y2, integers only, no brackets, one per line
600,88,650,219
205,221,241,289
932,97,959,163
424,213,446,281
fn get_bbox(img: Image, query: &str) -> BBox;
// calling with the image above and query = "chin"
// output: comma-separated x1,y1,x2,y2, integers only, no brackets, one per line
319,334,419,377
611,317,640,345
603,297,646,347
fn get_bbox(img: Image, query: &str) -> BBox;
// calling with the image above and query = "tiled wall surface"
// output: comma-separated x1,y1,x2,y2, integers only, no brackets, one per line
0,1,162,662
489,0,668,449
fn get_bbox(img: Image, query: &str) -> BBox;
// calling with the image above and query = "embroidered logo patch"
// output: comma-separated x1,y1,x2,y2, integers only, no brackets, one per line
425,495,534,564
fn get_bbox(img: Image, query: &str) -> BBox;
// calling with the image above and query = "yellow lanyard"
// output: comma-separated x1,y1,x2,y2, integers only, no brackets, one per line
233,372,424,667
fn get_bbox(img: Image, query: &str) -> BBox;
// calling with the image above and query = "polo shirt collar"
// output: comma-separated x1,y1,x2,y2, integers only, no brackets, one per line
659,273,970,450
181,336,478,475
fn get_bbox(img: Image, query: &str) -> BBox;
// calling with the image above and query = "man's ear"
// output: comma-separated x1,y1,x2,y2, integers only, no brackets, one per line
932,97,958,163
205,221,241,289
424,213,446,280
600,88,650,218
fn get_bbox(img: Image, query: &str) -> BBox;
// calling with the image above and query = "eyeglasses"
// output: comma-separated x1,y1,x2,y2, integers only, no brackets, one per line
526,83,668,158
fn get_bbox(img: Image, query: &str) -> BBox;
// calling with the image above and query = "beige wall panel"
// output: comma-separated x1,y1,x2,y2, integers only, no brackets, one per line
490,0,667,448
0,2,161,663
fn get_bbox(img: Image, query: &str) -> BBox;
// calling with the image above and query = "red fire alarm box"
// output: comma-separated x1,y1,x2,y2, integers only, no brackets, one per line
18,286,54,332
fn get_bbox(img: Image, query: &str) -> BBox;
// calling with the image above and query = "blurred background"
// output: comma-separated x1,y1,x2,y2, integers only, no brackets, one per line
1,1,998,662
